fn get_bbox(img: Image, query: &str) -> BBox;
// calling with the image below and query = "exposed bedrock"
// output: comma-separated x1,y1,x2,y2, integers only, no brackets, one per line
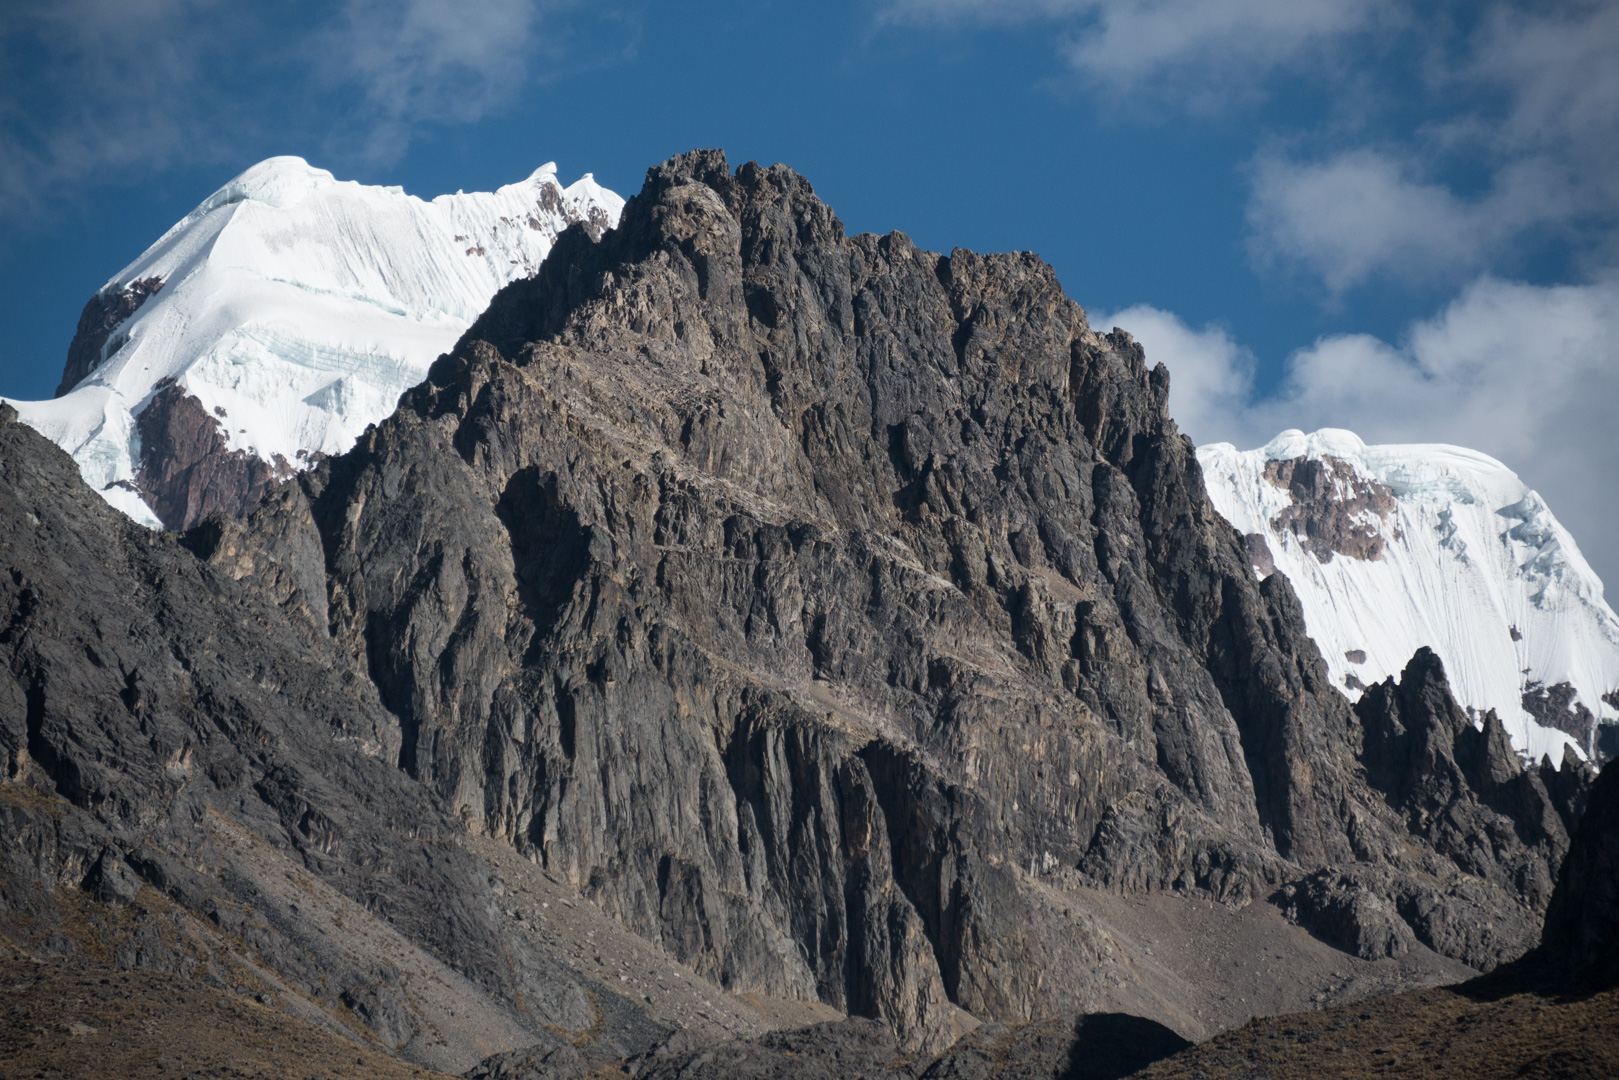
1262,455,1397,564
135,378,294,530
240,150,1585,1041
1,150,1601,1064
1543,758,1619,989
56,275,163,396
0,407,669,1072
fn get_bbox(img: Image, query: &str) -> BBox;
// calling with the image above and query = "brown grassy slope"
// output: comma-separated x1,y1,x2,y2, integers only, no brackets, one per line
0,953,457,1080
1127,968,1619,1080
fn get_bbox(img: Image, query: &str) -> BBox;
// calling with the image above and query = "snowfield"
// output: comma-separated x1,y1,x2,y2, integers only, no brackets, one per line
1200,428,1619,764
3,156,624,527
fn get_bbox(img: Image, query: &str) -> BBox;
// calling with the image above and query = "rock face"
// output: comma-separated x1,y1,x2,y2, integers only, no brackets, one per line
262,151,1581,1034
1543,761,1619,989
56,275,163,397
0,152,1602,1069
1262,455,1396,563
1358,650,1586,901
135,378,295,529
0,402,671,1073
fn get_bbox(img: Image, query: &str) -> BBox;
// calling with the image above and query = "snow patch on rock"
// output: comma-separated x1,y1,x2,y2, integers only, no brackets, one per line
1199,428,1619,764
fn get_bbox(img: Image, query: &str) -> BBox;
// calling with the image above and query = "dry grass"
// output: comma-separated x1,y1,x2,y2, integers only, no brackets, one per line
0,953,457,1080
1131,969,1619,1080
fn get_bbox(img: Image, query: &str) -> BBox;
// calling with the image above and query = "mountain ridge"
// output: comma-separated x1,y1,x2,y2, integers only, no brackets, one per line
4,154,624,532
0,150,1609,1076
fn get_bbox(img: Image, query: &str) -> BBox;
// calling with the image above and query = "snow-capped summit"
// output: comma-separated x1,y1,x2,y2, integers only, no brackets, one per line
4,156,624,530
1199,428,1619,764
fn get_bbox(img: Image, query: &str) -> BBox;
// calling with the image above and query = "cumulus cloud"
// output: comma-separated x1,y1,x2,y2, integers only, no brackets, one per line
1244,150,1569,294
1245,2,1619,294
1090,304,1256,445
1107,277,1619,585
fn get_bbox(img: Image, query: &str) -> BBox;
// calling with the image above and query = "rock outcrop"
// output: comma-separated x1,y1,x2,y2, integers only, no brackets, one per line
0,151,1602,1070
1543,760,1619,989
257,150,1580,1031
1332,648,1592,964
1263,455,1397,563
135,378,296,530
0,402,671,1072
55,275,163,396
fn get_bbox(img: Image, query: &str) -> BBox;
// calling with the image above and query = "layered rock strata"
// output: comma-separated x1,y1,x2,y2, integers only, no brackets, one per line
252,151,1582,1034
0,151,1600,1068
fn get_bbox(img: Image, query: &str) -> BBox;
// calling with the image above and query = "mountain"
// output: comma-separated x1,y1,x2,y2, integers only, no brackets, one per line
0,151,1605,1075
2,156,624,532
1199,429,1619,764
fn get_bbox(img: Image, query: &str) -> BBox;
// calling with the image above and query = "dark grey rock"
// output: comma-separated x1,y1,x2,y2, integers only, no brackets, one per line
1542,761,1619,989
0,412,664,1069
81,847,142,906
1,149,1598,1071
463,1031,589,1080
921,1012,1190,1080
135,377,294,530
1349,647,1590,966
56,275,163,396
1277,871,1416,960
629,1019,915,1080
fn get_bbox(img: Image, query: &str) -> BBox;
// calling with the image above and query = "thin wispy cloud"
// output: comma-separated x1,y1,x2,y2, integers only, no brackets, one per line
0,0,246,214
878,0,1394,107
319,0,555,163
0,0,568,219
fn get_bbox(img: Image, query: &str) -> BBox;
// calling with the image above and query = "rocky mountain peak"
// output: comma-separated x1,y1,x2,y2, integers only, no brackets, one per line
5,155,625,534
0,151,1606,1070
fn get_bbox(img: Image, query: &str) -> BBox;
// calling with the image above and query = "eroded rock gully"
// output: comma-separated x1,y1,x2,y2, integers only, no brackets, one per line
0,151,1600,1069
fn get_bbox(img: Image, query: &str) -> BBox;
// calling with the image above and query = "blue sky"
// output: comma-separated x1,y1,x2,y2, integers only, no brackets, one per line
1,0,1616,583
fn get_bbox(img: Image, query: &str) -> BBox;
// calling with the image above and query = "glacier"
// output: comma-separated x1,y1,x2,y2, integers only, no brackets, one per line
3,156,624,527
1199,428,1619,764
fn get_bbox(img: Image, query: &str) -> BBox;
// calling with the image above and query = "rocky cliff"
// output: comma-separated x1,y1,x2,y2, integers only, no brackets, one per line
1543,757,1619,989
0,151,1599,1070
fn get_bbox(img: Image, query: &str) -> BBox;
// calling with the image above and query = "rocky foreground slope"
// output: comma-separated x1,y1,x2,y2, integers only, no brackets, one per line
0,151,1607,1074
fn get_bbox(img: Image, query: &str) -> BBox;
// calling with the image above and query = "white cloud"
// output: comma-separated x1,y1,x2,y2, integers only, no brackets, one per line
1243,2,1619,294
1089,304,1256,445
879,0,1392,104
884,1,1619,295
1243,149,1569,294
1108,277,1619,584
1058,0,1385,98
